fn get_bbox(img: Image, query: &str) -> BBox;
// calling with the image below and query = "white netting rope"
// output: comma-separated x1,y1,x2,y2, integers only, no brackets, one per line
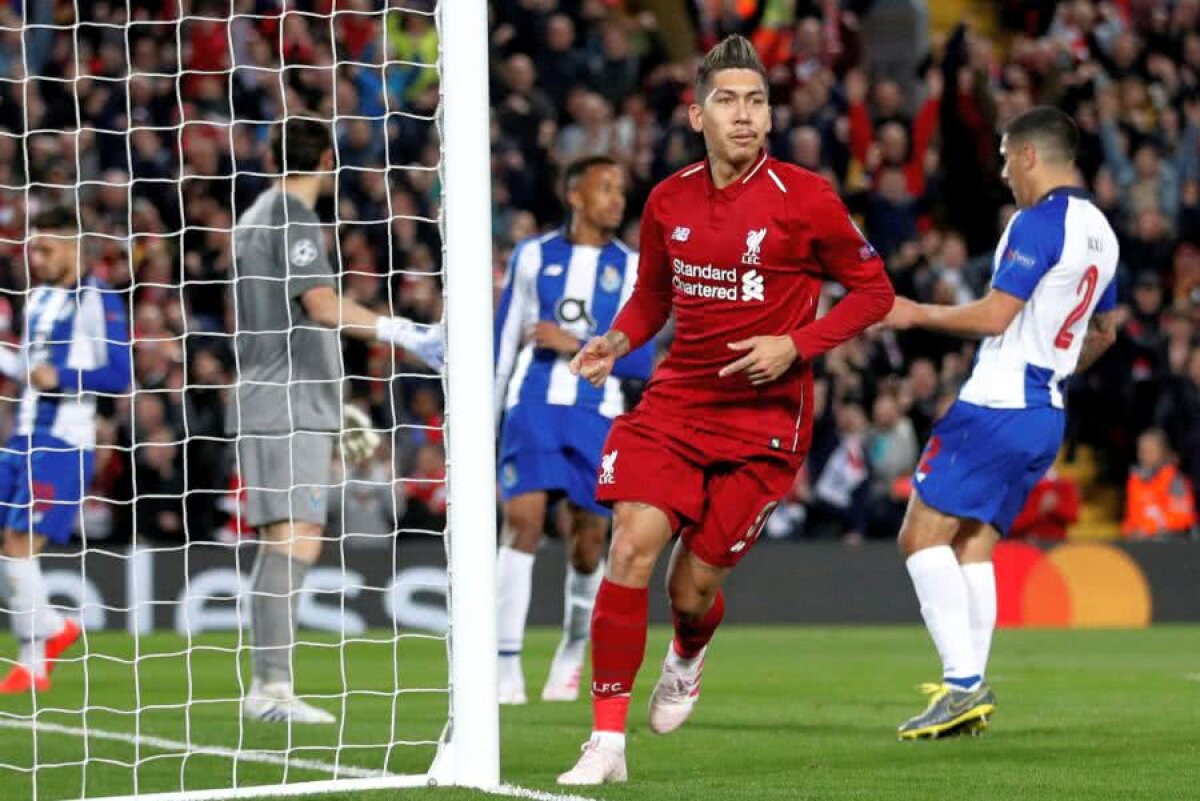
0,2,451,799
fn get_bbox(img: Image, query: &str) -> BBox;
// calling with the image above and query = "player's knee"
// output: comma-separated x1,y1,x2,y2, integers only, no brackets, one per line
897,523,947,557
568,517,607,572
668,584,713,620
502,509,544,552
568,536,604,573
2,530,41,559
605,535,656,584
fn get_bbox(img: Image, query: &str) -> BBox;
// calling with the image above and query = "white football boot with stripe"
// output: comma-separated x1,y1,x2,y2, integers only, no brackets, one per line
648,644,706,735
242,679,336,724
541,639,585,702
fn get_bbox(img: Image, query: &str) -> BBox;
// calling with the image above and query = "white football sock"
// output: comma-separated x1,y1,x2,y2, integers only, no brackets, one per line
590,730,626,752
496,546,535,671
665,641,704,674
5,558,48,675
560,561,603,660
906,546,979,686
961,561,997,678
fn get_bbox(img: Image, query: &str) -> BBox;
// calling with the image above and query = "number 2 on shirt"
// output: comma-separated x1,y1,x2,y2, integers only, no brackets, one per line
1054,265,1099,350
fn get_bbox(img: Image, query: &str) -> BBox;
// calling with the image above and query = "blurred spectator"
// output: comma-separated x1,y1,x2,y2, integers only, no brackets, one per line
1121,428,1197,539
1154,347,1200,498
134,427,186,542
808,401,871,543
328,440,404,547
866,393,918,537
1010,468,1082,541
403,442,447,533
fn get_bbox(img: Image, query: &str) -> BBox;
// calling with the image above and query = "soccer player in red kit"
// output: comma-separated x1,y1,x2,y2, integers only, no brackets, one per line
556,35,895,785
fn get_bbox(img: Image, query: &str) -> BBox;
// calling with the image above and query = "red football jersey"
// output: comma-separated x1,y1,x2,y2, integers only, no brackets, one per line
612,152,894,456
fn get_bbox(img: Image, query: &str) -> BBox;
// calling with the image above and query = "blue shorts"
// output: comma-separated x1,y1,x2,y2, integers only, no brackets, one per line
0,435,95,544
498,404,613,516
913,401,1063,534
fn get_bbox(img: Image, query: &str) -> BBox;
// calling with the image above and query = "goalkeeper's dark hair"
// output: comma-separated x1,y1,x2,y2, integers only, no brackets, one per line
270,117,334,175
1003,106,1078,165
30,205,78,232
696,34,768,100
563,154,619,194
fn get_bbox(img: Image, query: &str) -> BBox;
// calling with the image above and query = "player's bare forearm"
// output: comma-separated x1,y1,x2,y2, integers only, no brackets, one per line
302,286,380,339
1075,311,1119,373
571,329,630,387
336,296,385,340
602,329,631,359
894,291,1024,339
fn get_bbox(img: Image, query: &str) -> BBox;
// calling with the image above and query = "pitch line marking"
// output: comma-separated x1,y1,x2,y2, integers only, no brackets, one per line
0,718,390,779
492,784,599,801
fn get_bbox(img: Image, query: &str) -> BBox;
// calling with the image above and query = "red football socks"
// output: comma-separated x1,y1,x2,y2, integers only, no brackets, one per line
672,589,725,660
590,579,648,733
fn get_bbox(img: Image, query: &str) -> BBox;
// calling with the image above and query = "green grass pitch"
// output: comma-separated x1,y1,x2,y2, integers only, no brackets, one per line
0,626,1196,801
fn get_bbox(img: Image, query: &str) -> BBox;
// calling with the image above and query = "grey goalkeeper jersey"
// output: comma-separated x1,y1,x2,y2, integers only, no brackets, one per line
227,189,342,435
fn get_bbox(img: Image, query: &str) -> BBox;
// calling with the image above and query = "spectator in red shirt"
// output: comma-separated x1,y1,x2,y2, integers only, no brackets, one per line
1010,468,1081,542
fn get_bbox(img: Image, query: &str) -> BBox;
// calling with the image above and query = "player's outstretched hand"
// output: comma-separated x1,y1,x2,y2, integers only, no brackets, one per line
882,296,919,330
719,335,798,386
570,335,616,387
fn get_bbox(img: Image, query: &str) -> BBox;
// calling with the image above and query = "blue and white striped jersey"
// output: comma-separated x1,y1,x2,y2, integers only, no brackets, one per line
494,230,654,419
960,187,1119,410
12,274,132,448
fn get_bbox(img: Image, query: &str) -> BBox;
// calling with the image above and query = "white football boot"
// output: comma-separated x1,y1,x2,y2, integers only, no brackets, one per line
541,639,585,702
556,737,628,786
498,658,528,706
647,645,705,735
241,679,336,724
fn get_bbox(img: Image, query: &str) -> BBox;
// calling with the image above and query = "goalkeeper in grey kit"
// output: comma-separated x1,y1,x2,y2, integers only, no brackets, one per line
231,118,443,723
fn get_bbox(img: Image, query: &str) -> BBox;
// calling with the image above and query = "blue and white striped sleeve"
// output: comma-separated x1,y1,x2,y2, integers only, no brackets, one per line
57,286,132,395
493,239,539,419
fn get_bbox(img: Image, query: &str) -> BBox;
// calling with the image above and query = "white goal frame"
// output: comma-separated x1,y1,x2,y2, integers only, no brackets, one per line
17,1,500,798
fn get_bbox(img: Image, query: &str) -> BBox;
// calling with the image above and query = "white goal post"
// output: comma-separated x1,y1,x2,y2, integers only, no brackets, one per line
0,0,498,798
435,0,501,789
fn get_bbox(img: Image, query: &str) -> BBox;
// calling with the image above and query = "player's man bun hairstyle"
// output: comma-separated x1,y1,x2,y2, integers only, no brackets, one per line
270,117,334,175
1003,106,1079,165
563,154,619,194
696,34,768,101
30,205,78,232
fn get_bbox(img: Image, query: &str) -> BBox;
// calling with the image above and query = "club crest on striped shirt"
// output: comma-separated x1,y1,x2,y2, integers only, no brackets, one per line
600,264,621,293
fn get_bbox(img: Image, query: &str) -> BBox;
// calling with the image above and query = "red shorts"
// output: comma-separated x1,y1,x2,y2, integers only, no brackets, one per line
594,408,800,568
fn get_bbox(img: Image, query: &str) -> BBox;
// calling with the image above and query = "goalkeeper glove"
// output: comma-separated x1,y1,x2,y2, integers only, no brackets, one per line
376,317,445,371
340,403,381,466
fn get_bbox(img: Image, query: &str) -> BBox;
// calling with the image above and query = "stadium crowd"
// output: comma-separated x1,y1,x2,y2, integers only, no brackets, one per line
0,0,1196,546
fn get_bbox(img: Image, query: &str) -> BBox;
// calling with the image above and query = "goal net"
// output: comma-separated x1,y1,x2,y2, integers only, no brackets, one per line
0,1,496,799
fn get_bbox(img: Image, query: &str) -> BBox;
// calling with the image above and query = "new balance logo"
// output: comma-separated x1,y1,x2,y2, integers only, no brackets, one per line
671,226,691,242
741,269,764,302
599,450,618,485
742,227,767,265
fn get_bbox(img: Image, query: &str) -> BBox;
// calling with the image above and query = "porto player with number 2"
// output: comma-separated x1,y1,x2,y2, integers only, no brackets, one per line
882,107,1119,740
557,35,894,785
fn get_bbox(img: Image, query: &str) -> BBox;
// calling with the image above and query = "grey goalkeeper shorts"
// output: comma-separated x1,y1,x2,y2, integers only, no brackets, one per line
237,432,336,528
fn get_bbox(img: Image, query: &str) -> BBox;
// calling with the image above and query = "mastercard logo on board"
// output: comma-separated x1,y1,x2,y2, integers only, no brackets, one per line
994,541,1153,628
